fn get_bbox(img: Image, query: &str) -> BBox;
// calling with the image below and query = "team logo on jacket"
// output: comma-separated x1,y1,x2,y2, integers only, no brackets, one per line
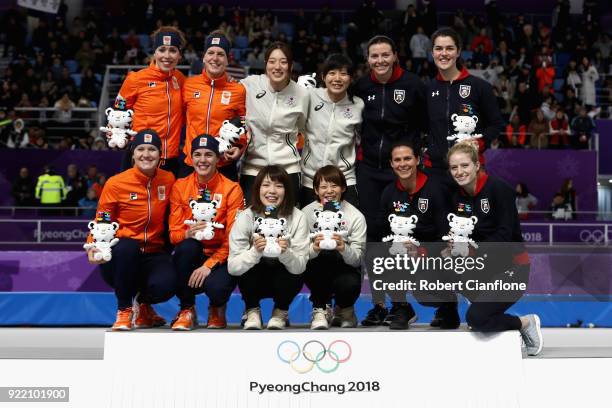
194,91,201,98
148,82,156,88
286,96,296,107
129,193,138,200
256,90,266,99
342,107,353,119
213,193,223,206
481,198,490,213
418,198,429,213
459,85,471,99
393,89,405,104
221,91,231,105
314,102,324,111
158,186,166,201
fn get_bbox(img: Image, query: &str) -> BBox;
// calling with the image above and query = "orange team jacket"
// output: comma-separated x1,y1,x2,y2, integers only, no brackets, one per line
89,167,176,253
182,71,246,167
169,171,244,269
116,63,185,160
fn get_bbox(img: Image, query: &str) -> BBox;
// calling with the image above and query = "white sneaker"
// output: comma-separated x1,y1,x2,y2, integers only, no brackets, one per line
519,314,543,356
267,308,289,330
311,308,330,330
243,307,262,330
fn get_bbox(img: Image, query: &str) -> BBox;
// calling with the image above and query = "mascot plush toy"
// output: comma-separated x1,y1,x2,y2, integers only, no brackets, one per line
184,190,225,241
100,101,136,149
253,206,288,258
218,116,246,154
309,200,348,250
297,72,317,88
442,202,479,260
83,211,120,261
382,201,420,255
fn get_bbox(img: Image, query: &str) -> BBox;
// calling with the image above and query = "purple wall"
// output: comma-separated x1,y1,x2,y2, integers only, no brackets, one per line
596,120,612,175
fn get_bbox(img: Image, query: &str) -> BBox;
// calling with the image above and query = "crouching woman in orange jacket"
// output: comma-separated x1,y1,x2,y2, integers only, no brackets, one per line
85,130,176,331
168,134,245,330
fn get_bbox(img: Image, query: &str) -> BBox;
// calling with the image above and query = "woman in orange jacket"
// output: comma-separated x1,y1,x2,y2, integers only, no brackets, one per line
86,130,176,331
168,134,245,330
182,32,246,180
113,26,186,176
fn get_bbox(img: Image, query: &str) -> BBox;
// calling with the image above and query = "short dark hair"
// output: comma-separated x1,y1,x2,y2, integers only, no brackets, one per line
264,41,294,71
250,165,295,216
366,35,397,55
313,165,347,200
321,54,354,78
390,139,421,160
431,27,463,51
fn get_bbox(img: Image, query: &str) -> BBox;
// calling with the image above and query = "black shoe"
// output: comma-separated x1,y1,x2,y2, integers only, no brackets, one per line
430,304,460,329
389,304,417,330
382,303,400,326
360,304,388,326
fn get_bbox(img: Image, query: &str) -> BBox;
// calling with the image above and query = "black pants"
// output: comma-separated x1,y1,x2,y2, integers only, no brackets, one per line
172,238,237,309
356,162,395,241
240,172,301,207
100,238,176,309
303,251,362,308
299,185,359,208
237,259,303,310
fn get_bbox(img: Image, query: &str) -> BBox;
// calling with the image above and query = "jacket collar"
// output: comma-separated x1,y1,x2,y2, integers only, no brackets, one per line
370,65,404,84
459,170,488,196
315,87,350,105
201,70,228,86
130,166,157,183
395,170,428,195
436,66,470,82
148,62,174,81
193,169,221,190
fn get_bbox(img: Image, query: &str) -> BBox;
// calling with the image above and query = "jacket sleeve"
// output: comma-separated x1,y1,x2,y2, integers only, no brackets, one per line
35,176,42,199
116,72,138,108
204,184,245,269
228,210,262,276
479,80,503,145
168,183,187,246
340,208,367,267
278,210,310,274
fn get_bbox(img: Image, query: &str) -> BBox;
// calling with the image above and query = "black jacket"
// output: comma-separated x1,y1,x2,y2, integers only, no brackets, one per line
354,66,427,169
426,67,502,169
374,171,451,243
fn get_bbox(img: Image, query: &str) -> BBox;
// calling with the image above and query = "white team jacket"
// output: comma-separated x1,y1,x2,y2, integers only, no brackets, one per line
300,88,364,188
240,74,309,176
228,207,310,276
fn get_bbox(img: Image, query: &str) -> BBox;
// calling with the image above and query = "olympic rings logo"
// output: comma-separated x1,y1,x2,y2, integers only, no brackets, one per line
276,340,352,374
579,229,606,244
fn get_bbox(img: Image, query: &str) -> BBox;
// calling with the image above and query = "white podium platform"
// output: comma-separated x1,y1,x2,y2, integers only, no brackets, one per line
102,328,524,408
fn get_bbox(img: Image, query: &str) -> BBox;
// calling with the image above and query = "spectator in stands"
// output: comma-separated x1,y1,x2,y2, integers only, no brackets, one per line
0,118,29,148
182,32,246,180
505,114,527,147
570,105,596,149
409,26,430,71
91,136,107,151
579,56,599,109
112,26,186,176
64,163,87,208
549,108,570,149
564,59,582,95
35,165,66,215
535,60,555,95
549,193,571,220
514,81,534,125
91,173,107,199
528,108,549,149
239,42,308,204
54,93,75,124
85,165,98,189
470,27,493,55
559,178,577,217
12,166,35,207
516,182,538,220
78,187,98,218
79,67,100,101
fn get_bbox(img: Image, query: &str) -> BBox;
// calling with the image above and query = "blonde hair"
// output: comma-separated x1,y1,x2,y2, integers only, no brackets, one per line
447,140,479,164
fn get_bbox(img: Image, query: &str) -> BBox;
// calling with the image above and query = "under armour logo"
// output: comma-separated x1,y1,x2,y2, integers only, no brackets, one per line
432,90,439,97
367,95,375,101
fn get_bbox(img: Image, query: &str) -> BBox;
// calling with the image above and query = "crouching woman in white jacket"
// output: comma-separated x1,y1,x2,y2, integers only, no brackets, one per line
228,165,310,329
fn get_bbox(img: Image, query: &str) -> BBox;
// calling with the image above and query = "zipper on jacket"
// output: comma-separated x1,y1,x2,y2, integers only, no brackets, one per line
164,81,171,160
206,80,215,133
324,102,336,164
378,85,386,168
143,179,152,252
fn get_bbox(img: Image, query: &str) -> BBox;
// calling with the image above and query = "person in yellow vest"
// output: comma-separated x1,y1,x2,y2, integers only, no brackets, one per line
35,165,66,215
